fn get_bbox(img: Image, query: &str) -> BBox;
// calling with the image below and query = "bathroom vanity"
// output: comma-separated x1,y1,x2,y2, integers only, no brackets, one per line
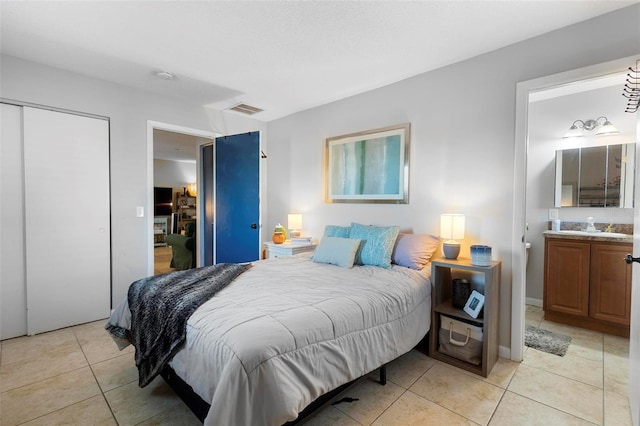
543,230,632,337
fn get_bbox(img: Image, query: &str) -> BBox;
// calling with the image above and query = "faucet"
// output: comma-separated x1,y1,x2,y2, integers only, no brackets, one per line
586,217,597,232
605,221,614,233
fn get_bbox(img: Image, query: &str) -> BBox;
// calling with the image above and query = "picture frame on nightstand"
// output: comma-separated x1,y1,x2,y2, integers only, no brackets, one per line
463,290,485,319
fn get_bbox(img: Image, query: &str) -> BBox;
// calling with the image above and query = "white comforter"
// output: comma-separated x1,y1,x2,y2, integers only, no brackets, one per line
169,253,431,426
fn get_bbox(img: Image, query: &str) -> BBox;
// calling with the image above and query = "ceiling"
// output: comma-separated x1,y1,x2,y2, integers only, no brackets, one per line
2,1,637,122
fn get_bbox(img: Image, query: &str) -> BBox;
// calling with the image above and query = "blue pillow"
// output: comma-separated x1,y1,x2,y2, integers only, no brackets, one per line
312,237,361,268
349,223,400,268
323,225,351,238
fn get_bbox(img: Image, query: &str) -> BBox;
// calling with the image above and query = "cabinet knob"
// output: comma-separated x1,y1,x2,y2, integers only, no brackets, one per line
250,223,258,229
624,254,640,264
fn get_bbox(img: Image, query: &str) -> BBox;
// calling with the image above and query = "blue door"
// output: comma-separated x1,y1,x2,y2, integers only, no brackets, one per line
214,132,260,263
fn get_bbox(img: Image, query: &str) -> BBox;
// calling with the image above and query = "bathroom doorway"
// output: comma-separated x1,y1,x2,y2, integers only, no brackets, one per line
513,55,639,424
524,72,634,310
513,55,638,359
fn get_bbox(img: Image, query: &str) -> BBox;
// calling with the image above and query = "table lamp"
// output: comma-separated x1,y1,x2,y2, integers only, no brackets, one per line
288,213,303,238
441,214,465,259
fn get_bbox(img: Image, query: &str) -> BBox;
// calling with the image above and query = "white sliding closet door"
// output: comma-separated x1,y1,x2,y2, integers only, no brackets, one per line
1,104,27,339
23,107,110,335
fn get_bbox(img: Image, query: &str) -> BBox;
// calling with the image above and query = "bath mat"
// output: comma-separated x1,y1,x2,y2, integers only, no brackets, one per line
525,325,571,357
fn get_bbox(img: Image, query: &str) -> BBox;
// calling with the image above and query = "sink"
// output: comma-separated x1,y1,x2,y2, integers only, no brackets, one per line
556,230,630,238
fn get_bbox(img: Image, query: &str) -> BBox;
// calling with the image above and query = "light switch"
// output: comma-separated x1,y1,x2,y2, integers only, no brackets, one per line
548,209,559,220
136,206,144,217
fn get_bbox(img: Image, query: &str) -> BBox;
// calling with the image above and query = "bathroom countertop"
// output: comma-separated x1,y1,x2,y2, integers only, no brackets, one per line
543,230,633,244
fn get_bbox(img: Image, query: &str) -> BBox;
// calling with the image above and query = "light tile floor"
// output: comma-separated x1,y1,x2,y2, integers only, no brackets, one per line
0,305,631,425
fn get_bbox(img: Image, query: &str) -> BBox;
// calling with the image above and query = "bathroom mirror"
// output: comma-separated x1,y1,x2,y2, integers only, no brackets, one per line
554,143,635,208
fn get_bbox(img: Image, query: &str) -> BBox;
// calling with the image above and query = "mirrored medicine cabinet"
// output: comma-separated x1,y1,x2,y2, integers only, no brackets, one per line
554,143,635,208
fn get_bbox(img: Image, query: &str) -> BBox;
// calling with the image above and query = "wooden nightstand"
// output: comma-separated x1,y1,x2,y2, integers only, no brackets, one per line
264,242,317,259
429,257,501,377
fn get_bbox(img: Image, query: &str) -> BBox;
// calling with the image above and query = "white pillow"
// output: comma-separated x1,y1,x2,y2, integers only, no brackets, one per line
312,237,361,268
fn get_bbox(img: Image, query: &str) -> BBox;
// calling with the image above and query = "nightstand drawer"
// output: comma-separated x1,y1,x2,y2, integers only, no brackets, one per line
264,242,316,259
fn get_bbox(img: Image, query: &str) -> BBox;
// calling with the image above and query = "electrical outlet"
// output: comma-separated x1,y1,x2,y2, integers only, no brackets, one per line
548,209,559,220
136,206,144,218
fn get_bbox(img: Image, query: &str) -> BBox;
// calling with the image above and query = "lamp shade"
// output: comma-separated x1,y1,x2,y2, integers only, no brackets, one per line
441,214,465,241
562,124,583,139
186,183,197,196
595,120,619,136
288,213,302,231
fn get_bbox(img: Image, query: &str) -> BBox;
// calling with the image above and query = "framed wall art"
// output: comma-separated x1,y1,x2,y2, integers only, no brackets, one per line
325,123,410,203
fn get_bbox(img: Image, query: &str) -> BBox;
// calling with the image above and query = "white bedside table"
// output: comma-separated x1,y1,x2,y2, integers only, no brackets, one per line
264,242,317,259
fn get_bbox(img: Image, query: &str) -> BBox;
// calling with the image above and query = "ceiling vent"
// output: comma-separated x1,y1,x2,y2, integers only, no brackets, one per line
228,103,263,115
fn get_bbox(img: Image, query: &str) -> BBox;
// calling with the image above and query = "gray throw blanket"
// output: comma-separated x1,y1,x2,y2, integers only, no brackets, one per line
107,263,250,387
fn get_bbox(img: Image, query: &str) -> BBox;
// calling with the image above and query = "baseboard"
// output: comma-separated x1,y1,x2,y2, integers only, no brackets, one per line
525,297,543,307
499,345,511,359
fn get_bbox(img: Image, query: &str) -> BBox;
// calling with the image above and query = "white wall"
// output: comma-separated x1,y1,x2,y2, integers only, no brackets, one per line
154,159,196,188
266,5,640,348
526,85,637,301
1,55,266,307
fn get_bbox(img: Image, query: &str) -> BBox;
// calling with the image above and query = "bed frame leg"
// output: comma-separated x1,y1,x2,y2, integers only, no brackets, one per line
379,365,387,385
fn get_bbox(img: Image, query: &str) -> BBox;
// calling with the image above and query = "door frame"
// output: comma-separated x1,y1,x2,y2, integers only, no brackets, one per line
146,121,217,276
512,55,639,361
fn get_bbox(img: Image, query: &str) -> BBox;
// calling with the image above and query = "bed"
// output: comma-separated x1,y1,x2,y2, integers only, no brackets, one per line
107,226,436,426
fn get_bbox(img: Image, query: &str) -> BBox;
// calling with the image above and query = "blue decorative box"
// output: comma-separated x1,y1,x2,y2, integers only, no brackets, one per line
470,245,492,266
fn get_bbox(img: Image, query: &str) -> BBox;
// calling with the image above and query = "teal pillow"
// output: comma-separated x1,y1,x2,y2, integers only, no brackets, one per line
323,225,351,238
312,237,361,268
349,223,400,268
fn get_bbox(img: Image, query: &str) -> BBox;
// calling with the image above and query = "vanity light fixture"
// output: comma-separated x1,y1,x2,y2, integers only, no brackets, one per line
562,116,620,138
440,214,465,260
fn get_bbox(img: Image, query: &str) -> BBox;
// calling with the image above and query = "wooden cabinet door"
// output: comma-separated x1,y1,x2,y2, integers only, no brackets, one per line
590,243,632,326
544,239,590,317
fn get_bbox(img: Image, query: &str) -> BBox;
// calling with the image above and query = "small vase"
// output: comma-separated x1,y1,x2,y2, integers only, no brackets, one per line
274,223,287,240
272,232,285,244
451,279,471,308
